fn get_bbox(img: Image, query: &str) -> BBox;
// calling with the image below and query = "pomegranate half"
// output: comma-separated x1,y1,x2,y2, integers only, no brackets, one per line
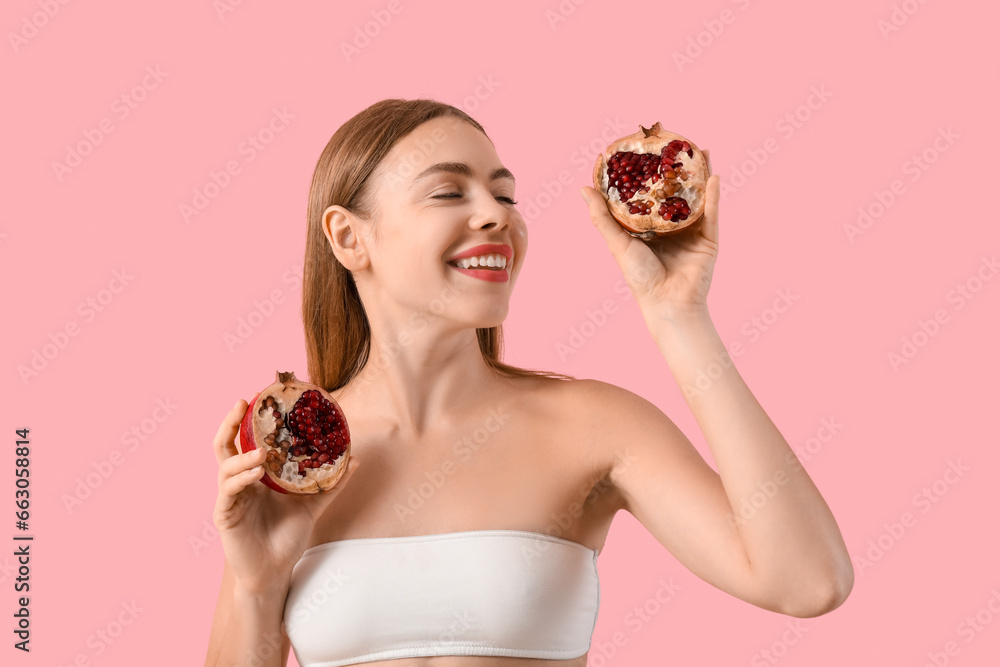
238,371,351,494
592,122,709,239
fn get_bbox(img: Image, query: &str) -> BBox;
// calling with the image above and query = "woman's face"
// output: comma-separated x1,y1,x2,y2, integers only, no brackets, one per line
341,115,528,331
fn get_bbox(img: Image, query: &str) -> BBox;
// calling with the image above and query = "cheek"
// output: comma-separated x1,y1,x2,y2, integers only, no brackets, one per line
513,221,528,261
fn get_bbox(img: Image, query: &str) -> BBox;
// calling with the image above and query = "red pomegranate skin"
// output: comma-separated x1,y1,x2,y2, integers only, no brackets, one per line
239,391,289,494
237,372,352,495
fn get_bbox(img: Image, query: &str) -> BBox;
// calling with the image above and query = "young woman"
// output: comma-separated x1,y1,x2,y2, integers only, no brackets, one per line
204,99,853,667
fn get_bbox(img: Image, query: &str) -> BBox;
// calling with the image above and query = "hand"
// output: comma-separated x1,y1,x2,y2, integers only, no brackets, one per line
212,399,361,594
580,149,720,311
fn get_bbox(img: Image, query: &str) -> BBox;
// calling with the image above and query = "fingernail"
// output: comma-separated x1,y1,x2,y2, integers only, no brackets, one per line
579,188,588,202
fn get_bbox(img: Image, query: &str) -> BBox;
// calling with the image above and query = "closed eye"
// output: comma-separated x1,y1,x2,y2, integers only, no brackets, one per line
433,193,518,205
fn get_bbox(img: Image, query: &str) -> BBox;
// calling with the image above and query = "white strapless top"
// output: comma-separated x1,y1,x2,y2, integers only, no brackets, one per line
282,529,601,666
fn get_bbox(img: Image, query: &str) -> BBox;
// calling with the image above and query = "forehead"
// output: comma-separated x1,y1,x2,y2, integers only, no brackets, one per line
378,116,503,189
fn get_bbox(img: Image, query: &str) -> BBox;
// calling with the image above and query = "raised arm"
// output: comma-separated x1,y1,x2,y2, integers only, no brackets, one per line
579,169,852,618
577,319,853,617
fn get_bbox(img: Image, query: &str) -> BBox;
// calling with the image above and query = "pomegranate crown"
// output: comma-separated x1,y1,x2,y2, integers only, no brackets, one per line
276,370,299,386
640,121,664,138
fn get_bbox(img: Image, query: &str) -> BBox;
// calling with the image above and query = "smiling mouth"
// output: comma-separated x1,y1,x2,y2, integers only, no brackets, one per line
446,254,511,271
448,262,505,271
445,259,511,283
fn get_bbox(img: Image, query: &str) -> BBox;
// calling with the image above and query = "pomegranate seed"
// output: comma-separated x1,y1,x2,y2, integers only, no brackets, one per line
281,388,350,465
657,196,691,222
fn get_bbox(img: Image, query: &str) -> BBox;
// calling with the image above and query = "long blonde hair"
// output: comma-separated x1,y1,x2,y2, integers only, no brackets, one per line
302,98,576,390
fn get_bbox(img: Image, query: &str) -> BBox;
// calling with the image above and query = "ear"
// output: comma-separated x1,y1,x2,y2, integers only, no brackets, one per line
322,205,371,271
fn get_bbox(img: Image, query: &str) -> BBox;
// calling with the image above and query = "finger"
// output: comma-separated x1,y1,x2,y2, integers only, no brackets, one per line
702,149,712,176
218,447,267,486
215,463,265,518
700,174,720,245
214,399,249,465
579,186,634,261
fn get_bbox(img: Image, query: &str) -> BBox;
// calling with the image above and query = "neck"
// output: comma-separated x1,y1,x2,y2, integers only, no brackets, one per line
339,325,504,440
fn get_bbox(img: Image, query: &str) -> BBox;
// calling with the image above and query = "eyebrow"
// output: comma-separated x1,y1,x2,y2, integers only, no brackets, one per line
410,162,516,188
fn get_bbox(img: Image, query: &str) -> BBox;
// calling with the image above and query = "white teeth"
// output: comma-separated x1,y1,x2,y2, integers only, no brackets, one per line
453,253,507,270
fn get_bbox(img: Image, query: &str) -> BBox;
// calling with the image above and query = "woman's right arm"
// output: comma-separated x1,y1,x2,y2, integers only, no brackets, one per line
205,559,291,667
203,399,360,667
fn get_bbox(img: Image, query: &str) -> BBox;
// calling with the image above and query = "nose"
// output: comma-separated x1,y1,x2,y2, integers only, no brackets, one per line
468,190,512,231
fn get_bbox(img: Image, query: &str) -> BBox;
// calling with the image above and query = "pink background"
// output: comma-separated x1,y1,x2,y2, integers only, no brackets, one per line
2,0,998,665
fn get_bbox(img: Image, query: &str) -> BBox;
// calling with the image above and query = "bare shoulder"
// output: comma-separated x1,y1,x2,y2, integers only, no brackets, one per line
524,375,655,483
544,376,664,428
547,376,693,490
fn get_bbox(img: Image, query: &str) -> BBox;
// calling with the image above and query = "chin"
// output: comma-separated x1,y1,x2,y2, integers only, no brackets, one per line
468,304,509,330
